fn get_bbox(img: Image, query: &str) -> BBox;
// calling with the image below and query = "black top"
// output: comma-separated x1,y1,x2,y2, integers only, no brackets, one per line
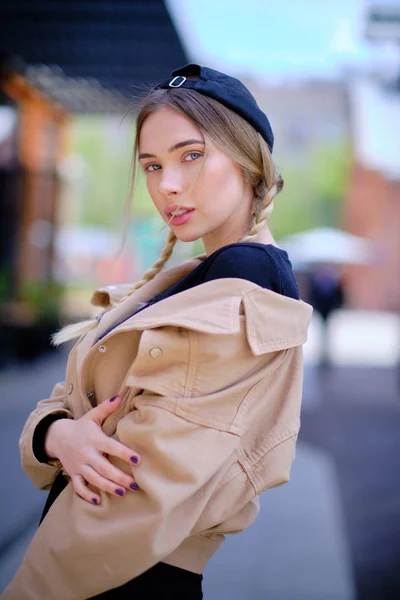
34,243,299,522
149,242,299,301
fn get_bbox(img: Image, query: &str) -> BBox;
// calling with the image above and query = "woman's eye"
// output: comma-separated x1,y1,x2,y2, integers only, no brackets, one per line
185,152,202,162
145,163,161,172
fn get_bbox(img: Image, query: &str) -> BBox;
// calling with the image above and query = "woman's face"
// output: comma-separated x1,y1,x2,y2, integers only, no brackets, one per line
138,106,254,255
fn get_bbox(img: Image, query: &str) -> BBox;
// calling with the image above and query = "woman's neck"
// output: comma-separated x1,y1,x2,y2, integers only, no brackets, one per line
202,224,279,257
254,224,279,247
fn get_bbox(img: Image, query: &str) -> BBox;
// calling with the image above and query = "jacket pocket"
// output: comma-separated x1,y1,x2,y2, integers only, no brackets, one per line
126,326,191,399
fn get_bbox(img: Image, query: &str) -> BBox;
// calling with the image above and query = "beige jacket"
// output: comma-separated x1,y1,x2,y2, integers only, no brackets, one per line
3,257,313,600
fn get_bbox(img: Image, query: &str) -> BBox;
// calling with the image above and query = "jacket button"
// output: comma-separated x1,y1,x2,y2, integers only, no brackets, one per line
87,391,96,401
149,347,162,359
98,345,107,353
68,383,74,395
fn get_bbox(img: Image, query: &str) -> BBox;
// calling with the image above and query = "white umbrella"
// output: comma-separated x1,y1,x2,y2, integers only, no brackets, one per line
278,227,380,267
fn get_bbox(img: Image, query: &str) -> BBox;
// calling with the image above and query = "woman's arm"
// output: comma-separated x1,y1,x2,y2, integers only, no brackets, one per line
4,391,242,599
19,381,74,490
21,385,143,502
43,396,141,505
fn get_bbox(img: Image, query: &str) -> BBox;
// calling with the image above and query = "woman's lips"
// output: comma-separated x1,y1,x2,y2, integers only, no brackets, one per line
165,205,195,226
169,209,195,226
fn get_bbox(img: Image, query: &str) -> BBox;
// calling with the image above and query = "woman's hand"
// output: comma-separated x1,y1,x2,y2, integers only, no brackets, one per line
44,395,141,505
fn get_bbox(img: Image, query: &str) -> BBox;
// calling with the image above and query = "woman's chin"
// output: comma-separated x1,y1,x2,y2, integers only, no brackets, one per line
172,227,203,244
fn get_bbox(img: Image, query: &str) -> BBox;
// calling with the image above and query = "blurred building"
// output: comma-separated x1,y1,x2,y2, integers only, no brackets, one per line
343,3,400,312
244,3,400,313
0,0,187,93
0,0,187,363
242,77,349,165
344,77,400,311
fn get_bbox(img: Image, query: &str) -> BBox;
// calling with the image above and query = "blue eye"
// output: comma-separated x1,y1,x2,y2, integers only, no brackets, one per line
185,152,201,161
145,163,161,172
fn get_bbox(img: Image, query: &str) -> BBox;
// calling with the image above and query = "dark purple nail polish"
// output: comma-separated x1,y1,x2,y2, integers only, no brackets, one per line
115,488,125,496
109,395,119,403
92,498,98,505
130,455,139,464
130,482,139,491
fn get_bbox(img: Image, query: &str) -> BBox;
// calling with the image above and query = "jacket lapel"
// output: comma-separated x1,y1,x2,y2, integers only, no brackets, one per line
93,276,313,351
93,258,203,342
75,263,313,373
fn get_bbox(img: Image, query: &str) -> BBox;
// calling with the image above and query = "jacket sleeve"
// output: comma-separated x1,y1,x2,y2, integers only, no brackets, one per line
4,398,241,600
19,381,73,491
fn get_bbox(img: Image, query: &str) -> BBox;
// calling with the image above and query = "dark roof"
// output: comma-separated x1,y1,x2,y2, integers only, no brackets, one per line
24,64,133,113
0,0,188,96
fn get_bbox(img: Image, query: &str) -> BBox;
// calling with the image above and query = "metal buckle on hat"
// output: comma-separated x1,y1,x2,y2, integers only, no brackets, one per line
169,75,186,88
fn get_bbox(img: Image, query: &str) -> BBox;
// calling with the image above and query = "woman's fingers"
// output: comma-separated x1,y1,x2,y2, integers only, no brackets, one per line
86,395,122,426
71,474,101,505
71,458,140,506
80,464,136,498
100,437,141,467
83,396,141,466
90,454,140,492
65,396,142,502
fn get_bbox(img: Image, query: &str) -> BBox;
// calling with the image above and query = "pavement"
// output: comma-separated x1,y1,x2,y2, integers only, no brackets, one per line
0,310,399,599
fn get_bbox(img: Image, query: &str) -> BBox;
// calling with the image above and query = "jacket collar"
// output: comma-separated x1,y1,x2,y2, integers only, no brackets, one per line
89,258,313,356
91,258,203,340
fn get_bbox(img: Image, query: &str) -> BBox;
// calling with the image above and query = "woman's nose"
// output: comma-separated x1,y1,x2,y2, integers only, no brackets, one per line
158,169,183,196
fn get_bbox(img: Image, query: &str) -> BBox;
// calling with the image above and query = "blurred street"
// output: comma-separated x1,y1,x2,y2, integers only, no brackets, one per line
0,310,399,599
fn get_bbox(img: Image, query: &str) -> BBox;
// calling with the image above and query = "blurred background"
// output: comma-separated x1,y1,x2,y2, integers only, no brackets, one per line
0,0,399,598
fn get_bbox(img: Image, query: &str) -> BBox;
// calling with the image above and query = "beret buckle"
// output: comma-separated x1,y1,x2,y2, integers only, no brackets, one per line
169,75,186,88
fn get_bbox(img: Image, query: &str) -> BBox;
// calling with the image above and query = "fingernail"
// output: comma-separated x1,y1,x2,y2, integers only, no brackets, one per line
115,488,125,496
130,455,139,464
109,395,119,403
92,498,98,505
130,482,140,491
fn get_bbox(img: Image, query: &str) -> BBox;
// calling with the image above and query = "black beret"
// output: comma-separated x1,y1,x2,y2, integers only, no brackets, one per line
155,64,274,153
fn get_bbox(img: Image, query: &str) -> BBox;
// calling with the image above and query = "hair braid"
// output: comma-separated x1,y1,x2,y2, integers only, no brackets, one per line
121,230,177,298
241,175,283,243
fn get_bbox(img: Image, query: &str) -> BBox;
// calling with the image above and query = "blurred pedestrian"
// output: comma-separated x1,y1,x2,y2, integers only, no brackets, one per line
3,64,312,599
309,265,344,366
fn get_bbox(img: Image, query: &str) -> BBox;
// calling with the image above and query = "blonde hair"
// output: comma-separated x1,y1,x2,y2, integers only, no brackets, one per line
52,88,283,345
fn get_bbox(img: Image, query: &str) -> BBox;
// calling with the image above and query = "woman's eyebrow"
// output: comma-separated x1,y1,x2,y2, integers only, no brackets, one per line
138,139,204,160
169,139,204,152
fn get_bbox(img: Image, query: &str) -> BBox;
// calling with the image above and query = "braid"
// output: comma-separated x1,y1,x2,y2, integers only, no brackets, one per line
52,231,178,346
120,230,177,298
241,175,283,243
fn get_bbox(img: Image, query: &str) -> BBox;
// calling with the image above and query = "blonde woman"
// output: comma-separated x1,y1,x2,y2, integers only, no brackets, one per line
4,64,312,600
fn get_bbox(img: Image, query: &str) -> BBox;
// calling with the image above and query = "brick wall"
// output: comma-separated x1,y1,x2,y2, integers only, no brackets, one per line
344,163,400,311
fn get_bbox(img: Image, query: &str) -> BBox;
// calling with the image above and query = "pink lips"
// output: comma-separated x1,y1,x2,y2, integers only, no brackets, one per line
164,204,195,226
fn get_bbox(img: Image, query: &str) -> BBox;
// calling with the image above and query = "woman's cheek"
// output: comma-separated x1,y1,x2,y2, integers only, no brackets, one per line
197,157,221,196
211,154,238,191
146,178,161,210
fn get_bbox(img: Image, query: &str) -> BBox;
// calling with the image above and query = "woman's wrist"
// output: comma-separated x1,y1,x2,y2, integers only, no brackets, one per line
44,418,67,460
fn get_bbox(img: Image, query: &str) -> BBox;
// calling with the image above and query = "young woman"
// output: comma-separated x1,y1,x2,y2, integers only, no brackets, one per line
4,64,312,599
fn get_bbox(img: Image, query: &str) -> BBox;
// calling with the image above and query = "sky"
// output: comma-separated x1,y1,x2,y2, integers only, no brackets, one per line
167,0,400,81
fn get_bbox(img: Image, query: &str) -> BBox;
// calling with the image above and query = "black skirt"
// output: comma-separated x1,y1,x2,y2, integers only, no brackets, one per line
89,563,203,599
40,473,203,599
